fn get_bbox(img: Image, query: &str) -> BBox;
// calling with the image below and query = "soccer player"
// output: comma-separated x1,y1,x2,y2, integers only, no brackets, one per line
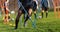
41,0,48,18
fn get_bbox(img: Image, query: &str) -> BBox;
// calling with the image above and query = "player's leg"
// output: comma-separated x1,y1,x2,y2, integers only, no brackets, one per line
45,7,48,18
24,8,32,27
41,7,44,18
15,8,22,29
33,1,37,19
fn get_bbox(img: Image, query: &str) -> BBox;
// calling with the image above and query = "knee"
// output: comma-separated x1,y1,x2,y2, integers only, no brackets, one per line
46,11,48,13
28,8,32,15
42,10,44,13
34,11,36,14
18,11,22,16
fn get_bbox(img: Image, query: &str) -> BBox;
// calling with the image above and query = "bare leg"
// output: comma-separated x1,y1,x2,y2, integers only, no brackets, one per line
24,8,32,27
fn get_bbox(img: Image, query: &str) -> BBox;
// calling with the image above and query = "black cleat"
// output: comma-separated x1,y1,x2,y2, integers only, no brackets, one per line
14,27,17,29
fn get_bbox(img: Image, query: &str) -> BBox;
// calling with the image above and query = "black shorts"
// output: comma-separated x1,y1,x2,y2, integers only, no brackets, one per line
32,1,37,11
42,5,48,11
18,6,30,14
18,1,37,13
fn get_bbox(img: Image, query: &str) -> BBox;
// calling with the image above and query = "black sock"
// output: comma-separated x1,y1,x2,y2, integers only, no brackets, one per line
42,12,43,18
34,14,37,19
46,13,48,18
15,18,19,29
24,15,29,27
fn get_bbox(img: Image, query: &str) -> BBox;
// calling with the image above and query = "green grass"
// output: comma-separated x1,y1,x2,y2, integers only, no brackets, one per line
0,12,60,32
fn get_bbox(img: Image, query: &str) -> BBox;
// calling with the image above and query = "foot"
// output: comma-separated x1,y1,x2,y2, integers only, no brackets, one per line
14,27,17,29
14,25,18,29
24,22,27,27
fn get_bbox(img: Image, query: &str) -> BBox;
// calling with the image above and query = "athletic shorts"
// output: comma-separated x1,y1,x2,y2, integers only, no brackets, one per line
42,7,48,11
18,1,37,13
42,4,48,11
32,1,37,11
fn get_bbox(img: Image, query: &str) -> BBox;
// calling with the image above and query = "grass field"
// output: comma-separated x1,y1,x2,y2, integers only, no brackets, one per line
0,12,60,32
